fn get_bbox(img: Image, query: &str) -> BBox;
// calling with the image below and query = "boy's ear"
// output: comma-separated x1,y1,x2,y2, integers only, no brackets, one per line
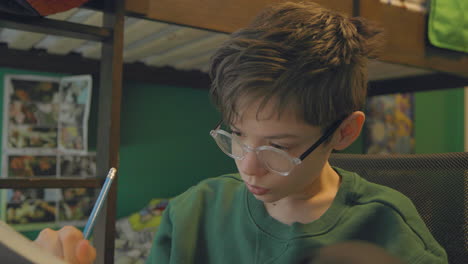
332,111,365,151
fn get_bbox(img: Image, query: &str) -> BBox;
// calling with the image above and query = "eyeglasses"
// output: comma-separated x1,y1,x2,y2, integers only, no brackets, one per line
209,118,345,176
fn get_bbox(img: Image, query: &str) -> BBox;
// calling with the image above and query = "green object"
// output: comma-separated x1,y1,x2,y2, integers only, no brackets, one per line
428,0,468,53
146,169,447,264
127,199,168,231
415,88,465,153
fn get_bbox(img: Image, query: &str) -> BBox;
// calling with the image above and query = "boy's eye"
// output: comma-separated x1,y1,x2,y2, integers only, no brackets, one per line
270,143,288,150
231,130,243,137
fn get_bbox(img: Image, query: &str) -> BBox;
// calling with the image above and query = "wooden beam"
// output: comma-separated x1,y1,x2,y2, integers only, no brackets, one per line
123,0,467,77
125,0,149,16
126,0,354,33
359,0,468,77
93,0,125,263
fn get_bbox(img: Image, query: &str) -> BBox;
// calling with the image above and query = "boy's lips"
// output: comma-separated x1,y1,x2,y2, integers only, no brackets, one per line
245,183,270,195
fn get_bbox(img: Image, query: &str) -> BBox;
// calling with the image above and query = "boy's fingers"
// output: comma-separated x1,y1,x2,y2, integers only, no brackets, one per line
76,240,97,264
58,226,83,263
34,228,64,258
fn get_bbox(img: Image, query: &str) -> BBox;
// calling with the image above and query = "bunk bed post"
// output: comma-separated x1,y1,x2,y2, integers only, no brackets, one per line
94,0,125,263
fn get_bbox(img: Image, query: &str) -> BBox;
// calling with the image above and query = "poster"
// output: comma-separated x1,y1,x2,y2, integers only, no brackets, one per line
60,155,96,177
58,188,95,222
1,74,96,229
1,154,97,228
5,189,58,225
58,75,92,154
3,76,60,153
364,93,415,154
7,155,57,177
4,186,97,227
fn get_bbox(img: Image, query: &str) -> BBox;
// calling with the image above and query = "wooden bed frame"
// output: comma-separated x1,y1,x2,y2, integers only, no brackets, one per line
125,0,468,77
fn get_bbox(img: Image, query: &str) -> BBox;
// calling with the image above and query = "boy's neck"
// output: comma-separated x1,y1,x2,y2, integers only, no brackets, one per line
264,163,341,225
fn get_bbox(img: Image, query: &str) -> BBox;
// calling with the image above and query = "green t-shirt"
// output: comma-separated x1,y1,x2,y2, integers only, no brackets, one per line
147,168,448,264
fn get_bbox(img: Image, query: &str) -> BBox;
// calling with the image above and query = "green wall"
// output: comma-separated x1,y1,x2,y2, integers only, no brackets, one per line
116,81,237,218
414,88,465,153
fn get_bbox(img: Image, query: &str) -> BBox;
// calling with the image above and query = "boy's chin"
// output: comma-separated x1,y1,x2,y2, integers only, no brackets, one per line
252,193,281,204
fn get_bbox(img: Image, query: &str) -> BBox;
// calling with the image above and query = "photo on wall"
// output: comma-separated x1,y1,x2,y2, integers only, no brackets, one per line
8,126,58,149
3,75,60,153
6,155,57,178
5,188,58,225
3,74,92,155
58,188,96,222
58,75,92,154
364,93,415,154
9,78,60,104
9,101,59,127
59,154,96,178
1,74,94,230
59,125,84,151
60,103,85,126
57,154,97,222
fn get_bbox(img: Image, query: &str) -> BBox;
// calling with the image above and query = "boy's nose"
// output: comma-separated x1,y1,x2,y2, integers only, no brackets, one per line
237,150,269,177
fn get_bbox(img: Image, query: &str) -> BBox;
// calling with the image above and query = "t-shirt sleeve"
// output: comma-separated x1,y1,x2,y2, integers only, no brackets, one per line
146,204,173,264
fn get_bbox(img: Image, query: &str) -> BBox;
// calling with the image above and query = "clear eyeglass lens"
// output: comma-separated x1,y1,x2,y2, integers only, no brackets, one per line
257,150,294,173
213,131,294,174
214,132,241,158
231,140,244,158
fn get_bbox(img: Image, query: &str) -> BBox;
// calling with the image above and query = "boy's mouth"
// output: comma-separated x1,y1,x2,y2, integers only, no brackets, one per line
245,183,270,195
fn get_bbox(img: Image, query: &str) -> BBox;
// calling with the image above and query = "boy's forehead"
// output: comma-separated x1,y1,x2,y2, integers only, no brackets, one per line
230,106,323,139
231,96,305,126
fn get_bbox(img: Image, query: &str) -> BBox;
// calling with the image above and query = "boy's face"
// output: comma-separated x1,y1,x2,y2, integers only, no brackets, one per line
231,98,334,203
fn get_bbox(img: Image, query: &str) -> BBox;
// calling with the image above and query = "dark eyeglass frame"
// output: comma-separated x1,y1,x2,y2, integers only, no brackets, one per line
212,117,346,162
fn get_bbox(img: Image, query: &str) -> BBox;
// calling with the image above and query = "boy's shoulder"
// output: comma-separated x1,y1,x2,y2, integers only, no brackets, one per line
191,173,244,193
169,173,244,209
336,167,427,233
347,168,417,212
338,168,447,262
339,166,420,218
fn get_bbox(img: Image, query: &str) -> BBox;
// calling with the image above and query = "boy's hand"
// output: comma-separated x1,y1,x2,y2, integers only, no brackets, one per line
34,226,96,264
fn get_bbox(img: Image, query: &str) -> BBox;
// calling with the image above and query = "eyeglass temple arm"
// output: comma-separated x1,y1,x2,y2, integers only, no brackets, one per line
299,118,346,160
212,120,223,130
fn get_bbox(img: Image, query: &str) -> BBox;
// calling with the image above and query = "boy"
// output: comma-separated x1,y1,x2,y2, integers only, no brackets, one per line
35,2,447,264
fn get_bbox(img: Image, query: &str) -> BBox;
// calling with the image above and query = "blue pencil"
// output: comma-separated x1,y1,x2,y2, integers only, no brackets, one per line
83,167,117,240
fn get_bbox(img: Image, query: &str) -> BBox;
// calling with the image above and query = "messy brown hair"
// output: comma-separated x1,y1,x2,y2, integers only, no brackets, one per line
209,1,383,128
